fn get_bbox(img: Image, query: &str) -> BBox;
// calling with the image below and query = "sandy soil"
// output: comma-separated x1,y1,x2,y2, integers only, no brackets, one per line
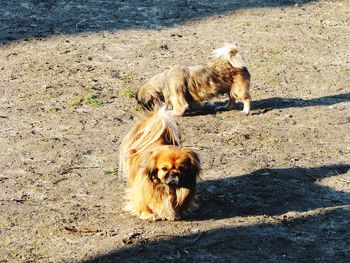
1,0,350,262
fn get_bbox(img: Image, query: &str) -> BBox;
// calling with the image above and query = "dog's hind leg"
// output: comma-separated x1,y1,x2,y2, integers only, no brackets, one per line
169,101,188,116
235,74,251,115
219,78,250,115
242,94,251,115
215,93,236,112
236,81,251,115
168,82,189,116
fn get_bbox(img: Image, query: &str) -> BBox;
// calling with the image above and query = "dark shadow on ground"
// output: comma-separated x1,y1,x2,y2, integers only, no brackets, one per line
2,0,317,43
83,164,350,262
253,92,350,112
86,209,350,262
185,92,350,116
195,164,350,220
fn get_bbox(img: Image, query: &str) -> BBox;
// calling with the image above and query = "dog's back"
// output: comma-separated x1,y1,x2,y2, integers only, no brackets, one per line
136,66,187,111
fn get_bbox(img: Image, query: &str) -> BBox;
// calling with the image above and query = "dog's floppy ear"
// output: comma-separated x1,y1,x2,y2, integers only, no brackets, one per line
179,148,201,188
186,150,201,178
144,153,160,184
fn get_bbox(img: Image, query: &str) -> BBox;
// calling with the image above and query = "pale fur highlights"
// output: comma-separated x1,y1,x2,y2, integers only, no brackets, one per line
136,43,251,116
119,106,179,176
212,43,248,69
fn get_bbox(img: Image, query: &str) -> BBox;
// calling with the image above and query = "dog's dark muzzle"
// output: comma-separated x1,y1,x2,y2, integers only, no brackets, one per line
166,172,180,186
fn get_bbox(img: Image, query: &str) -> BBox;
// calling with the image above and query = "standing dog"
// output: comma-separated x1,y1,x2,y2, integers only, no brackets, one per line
136,43,251,116
119,107,201,220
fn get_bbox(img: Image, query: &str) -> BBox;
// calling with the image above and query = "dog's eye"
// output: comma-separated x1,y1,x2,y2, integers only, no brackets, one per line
179,165,186,171
161,167,168,172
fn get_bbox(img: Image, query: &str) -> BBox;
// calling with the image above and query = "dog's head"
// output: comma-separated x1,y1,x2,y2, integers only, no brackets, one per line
145,145,200,187
212,43,248,69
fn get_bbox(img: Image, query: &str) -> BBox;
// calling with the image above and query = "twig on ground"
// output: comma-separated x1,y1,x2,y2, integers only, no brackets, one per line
75,19,87,29
64,226,101,233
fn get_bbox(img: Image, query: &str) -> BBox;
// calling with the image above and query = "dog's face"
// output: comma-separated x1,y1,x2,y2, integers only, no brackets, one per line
145,146,200,187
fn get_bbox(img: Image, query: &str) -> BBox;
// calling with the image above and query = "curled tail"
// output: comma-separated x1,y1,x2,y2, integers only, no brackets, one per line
119,106,179,175
212,43,248,69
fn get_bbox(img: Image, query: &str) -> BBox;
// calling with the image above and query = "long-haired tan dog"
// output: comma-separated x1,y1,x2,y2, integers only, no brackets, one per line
119,107,201,220
136,43,251,116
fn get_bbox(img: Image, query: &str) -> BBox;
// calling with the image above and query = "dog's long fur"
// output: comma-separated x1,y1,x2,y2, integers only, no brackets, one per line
136,43,251,116
119,107,200,220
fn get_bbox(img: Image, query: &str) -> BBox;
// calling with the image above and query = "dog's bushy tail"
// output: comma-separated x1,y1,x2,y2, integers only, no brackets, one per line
119,106,179,175
212,43,248,69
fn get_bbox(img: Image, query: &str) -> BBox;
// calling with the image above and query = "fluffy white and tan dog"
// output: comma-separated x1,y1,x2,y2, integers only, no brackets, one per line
119,107,201,220
136,43,251,116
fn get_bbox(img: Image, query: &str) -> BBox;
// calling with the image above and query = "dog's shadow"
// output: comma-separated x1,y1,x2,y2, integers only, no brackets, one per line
184,102,224,116
184,92,350,116
191,164,350,220
253,92,350,112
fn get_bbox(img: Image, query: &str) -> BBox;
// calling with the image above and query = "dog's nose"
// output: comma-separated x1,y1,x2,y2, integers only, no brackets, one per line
167,172,180,186
169,172,179,178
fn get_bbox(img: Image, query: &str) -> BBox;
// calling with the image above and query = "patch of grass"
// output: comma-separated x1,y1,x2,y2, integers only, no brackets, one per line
133,104,143,112
43,108,58,113
0,240,11,248
68,93,102,108
17,93,25,101
0,220,14,230
123,71,139,81
266,137,278,145
82,94,102,106
104,168,118,176
241,22,252,27
268,120,280,126
68,96,84,108
266,76,281,86
148,37,162,49
34,240,44,248
120,87,136,99
255,50,301,69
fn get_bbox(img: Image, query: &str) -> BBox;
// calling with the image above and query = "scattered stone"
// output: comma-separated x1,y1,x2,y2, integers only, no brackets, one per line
52,133,62,141
122,231,142,245
160,44,169,50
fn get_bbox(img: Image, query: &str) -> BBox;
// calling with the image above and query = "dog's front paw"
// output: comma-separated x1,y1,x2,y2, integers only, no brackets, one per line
139,212,158,221
242,109,250,116
174,215,181,221
165,214,181,221
168,110,184,117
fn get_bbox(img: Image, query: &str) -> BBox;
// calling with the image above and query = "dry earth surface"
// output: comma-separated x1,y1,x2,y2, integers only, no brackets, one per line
1,0,350,262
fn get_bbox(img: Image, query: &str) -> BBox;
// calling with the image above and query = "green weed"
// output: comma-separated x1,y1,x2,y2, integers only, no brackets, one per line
43,108,58,113
266,77,281,86
69,94,102,108
133,104,143,112
82,94,102,106
104,168,118,176
120,87,136,99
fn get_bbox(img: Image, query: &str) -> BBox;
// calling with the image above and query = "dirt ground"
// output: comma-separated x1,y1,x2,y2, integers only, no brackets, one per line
1,0,350,262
